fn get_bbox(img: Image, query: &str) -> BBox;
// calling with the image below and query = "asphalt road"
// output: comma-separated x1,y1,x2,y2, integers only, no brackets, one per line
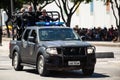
0,40,120,80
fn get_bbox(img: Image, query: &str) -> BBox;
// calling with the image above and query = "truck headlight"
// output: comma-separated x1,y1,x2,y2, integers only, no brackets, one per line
87,46,95,54
46,48,58,54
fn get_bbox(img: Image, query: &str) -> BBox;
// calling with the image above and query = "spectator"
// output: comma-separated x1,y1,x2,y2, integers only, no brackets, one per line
73,25,79,33
73,25,118,41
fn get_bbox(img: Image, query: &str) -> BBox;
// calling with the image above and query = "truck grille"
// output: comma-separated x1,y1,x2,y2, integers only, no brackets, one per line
56,47,87,66
57,47,86,55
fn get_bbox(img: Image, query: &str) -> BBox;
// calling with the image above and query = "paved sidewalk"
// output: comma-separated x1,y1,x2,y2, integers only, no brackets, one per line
2,37,11,41
88,41,120,47
0,41,9,56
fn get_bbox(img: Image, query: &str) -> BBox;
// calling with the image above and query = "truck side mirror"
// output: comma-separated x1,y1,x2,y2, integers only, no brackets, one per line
80,36,86,41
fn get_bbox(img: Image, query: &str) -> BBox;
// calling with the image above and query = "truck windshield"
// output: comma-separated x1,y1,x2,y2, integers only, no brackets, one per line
39,28,81,41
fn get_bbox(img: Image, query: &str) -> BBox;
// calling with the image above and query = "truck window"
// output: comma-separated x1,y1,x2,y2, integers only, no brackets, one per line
30,30,37,43
23,29,31,41
39,28,81,41
30,30,37,38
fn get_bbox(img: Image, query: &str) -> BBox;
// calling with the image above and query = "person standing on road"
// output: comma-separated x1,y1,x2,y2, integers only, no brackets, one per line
0,27,2,46
0,11,2,46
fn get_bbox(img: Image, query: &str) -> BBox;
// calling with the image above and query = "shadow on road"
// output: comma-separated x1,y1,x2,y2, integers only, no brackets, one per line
24,69,110,78
0,67,12,70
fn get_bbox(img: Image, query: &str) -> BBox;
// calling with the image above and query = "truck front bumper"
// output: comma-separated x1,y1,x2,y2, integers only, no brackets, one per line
45,54,96,70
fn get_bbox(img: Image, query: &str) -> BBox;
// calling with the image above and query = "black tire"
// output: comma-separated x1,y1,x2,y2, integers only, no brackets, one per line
82,68,94,76
12,52,23,71
37,55,48,76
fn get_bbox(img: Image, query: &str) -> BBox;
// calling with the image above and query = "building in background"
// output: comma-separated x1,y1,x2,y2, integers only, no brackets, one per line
44,0,117,29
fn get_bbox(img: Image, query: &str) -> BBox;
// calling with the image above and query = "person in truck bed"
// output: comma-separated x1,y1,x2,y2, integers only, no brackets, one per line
38,9,59,22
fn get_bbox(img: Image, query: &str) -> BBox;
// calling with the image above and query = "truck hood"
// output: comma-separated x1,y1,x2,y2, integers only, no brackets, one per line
40,41,92,48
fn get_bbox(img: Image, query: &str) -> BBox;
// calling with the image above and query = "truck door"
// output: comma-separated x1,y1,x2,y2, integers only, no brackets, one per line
27,30,37,64
21,29,31,63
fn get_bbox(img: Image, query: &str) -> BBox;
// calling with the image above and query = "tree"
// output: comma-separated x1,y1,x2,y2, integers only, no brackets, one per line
37,0,55,9
24,0,55,11
104,0,120,41
54,0,92,27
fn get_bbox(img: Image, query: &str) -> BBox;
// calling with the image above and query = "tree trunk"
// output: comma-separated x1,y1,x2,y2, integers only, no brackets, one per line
117,25,120,42
66,14,72,27
110,0,120,42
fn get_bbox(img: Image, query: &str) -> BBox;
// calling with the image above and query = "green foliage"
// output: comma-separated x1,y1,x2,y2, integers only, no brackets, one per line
0,0,10,9
37,0,55,9
0,0,25,10
0,0,54,11
14,0,25,9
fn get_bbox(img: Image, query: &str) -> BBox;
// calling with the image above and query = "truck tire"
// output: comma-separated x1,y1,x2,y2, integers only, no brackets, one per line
12,52,23,71
82,68,94,76
37,55,48,76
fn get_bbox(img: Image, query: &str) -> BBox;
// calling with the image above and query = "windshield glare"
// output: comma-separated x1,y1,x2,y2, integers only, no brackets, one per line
39,28,81,41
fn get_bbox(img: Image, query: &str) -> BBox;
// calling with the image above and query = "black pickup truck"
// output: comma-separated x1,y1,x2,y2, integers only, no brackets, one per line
9,22,96,76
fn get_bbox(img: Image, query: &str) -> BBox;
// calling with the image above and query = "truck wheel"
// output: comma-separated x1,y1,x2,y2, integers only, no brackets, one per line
37,55,48,76
82,68,94,76
12,52,23,71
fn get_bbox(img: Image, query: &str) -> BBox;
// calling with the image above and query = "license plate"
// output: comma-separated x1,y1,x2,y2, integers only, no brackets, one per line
68,61,80,66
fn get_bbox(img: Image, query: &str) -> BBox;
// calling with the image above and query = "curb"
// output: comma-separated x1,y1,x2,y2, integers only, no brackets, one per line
96,52,114,58
2,38,11,41
92,44,120,47
88,41,120,47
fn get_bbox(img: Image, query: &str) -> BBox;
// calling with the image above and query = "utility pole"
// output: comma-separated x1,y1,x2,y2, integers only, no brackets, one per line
10,0,14,15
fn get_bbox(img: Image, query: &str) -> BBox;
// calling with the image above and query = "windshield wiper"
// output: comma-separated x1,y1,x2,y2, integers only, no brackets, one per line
41,39,56,41
64,38,80,41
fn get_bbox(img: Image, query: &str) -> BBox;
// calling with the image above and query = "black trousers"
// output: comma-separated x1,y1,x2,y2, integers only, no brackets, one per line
0,28,2,45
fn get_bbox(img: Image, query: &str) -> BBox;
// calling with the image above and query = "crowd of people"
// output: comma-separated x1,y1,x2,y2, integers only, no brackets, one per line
73,25,118,41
